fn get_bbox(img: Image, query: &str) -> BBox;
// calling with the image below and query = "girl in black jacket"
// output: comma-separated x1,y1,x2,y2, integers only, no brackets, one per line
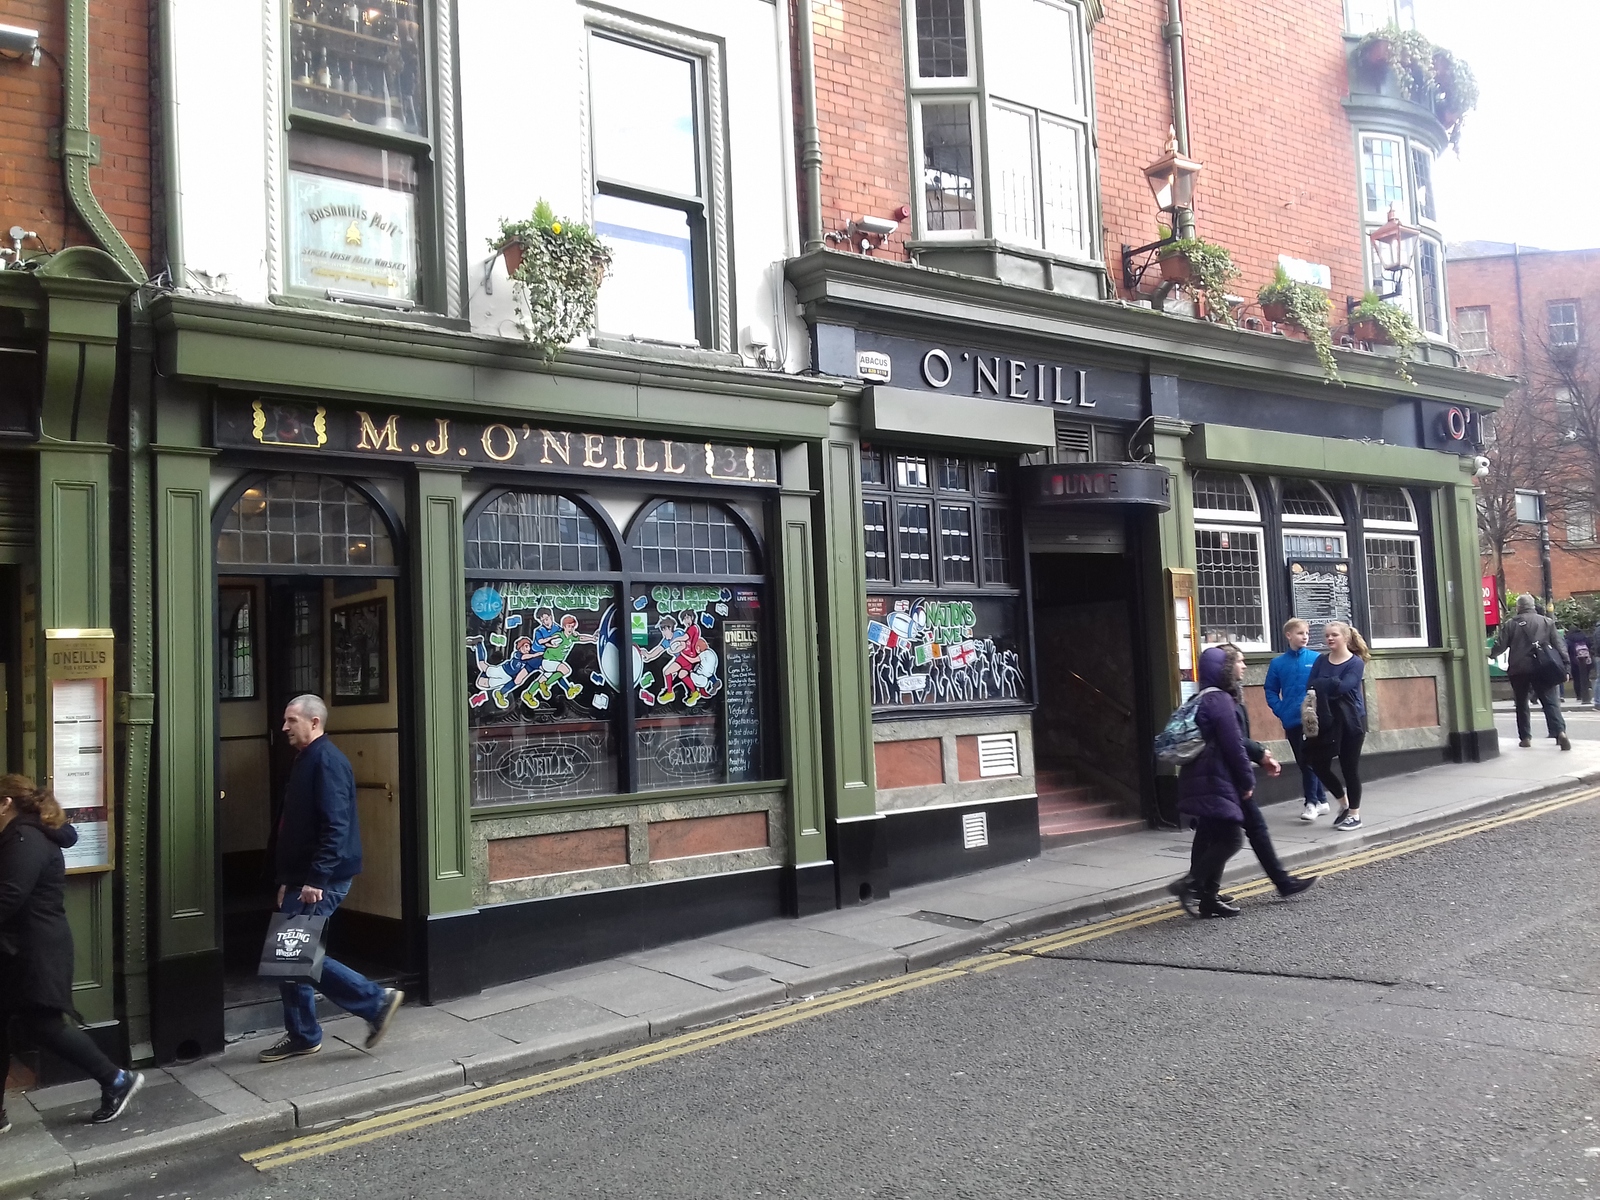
0,776,142,1132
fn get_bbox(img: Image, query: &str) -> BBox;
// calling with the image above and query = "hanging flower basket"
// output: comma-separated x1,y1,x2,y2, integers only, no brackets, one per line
1360,36,1393,71
1158,253,1194,284
1258,267,1339,383
1349,291,1422,385
1262,301,1290,326
492,201,613,354
1350,317,1389,345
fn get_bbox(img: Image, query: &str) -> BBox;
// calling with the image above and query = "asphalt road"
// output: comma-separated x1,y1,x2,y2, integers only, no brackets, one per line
53,795,1600,1200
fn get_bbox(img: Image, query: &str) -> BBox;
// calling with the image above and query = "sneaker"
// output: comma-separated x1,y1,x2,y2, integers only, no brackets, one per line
1,1107,11,1135
1315,801,1331,816
90,1070,143,1124
1299,802,1318,822
258,1036,322,1063
365,988,405,1050
1333,807,1349,827
1558,732,1572,751
1333,812,1363,831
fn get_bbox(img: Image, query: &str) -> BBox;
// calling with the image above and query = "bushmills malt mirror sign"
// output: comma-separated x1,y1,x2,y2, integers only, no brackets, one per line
217,399,780,486
288,171,418,302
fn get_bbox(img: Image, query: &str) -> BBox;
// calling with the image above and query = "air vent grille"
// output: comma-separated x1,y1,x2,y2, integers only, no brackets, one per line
976,732,1019,778
961,811,989,849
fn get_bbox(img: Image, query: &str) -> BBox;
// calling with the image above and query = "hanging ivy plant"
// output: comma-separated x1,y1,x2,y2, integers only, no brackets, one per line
1353,25,1478,150
1430,48,1479,150
1160,235,1242,328
1350,291,1422,386
1258,266,1339,384
491,200,613,354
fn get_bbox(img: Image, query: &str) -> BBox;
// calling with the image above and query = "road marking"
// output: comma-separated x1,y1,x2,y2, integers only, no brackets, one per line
245,784,1599,1171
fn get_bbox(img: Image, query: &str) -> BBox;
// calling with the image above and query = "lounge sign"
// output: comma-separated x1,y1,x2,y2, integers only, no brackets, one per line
1019,462,1172,510
216,398,779,485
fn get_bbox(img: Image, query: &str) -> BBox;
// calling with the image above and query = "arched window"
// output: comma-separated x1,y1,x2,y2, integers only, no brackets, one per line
217,474,394,568
1360,486,1427,646
463,491,623,806
1278,480,1350,651
627,500,770,790
1191,471,1268,650
1280,480,1342,523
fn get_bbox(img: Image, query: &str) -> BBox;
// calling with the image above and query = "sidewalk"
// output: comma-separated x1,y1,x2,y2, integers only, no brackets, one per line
5,726,1597,1198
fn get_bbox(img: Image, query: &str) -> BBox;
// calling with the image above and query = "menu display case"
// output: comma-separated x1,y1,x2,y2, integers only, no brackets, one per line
289,0,426,136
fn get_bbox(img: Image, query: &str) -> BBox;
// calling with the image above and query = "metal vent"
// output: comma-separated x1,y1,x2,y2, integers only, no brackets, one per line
961,811,989,849
1057,423,1092,463
0,458,33,552
976,733,1019,778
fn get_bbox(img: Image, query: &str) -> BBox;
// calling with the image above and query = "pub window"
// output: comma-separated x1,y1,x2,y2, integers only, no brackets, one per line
218,587,257,700
464,491,622,806
627,501,772,790
1192,472,1268,649
286,0,433,308
1281,481,1346,559
589,28,718,348
217,474,395,567
862,444,1025,707
1360,486,1426,647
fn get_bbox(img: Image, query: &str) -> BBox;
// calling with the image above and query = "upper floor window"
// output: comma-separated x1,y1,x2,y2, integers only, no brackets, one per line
588,32,710,347
907,0,1095,259
1345,0,1414,34
1359,132,1447,339
285,1,433,308
1549,301,1581,348
1455,306,1490,354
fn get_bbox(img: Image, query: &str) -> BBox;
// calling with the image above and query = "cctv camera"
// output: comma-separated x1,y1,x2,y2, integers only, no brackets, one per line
849,215,899,238
0,24,41,60
1473,455,1490,479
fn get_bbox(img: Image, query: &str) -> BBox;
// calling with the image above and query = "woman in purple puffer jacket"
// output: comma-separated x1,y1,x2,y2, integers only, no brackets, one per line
1175,645,1256,918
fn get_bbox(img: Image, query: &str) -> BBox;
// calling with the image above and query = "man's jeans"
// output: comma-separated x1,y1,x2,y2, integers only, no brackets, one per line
1510,675,1566,741
277,878,386,1047
1284,725,1326,805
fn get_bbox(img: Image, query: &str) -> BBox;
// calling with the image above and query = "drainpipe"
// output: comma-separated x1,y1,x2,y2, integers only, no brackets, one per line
157,0,185,288
1163,0,1195,239
797,0,824,253
61,0,146,282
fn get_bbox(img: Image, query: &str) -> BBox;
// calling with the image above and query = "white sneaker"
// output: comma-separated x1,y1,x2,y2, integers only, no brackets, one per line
1299,802,1318,822
1315,801,1331,816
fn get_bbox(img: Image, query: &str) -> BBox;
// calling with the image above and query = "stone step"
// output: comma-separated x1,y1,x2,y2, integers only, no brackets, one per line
1039,813,1147,849
1036,785,1106,810
1034,768,1080,791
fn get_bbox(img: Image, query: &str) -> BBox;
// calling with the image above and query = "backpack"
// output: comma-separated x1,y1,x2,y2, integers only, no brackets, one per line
1153,687,1220,771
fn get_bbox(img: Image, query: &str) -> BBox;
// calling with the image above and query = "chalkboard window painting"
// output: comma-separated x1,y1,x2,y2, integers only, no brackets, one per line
722,621,762,783
330,597,389,705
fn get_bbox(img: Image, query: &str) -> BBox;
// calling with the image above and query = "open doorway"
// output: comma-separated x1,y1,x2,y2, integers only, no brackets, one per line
1029,551,1147,845
214,475,410,1035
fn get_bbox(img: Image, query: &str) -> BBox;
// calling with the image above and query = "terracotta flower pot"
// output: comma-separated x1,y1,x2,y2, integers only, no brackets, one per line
1351,318,1389,345
1361,39,1393,71
1159,253,1194,284
1262,300,1290,326
500,239,526,277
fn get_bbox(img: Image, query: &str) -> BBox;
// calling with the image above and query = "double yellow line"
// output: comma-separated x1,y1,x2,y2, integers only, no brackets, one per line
245,784,1598,1172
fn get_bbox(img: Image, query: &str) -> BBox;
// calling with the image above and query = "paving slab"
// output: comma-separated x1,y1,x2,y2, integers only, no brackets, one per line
436,976,560,1020
536,962,726,1018
710,922,885,968
38,1073,218,1153
618,941,803,991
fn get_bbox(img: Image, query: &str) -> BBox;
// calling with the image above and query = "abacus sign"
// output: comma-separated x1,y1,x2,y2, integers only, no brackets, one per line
215,398,780,486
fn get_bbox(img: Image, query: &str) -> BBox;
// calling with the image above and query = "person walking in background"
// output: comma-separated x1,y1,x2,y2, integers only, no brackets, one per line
1564,624,1592,704
258,695,403,1064
1591,619,1600,710
1264,618,1329,823
1172,646,1255,918
0,776,143,1131
1491,594,1571,751
1307,622,1371,832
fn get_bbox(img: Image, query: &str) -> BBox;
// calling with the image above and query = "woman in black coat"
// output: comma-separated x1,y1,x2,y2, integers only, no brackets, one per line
0,776,142,1133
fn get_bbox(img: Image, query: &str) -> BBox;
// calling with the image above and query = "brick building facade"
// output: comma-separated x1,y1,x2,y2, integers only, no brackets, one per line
1449,246,1600,605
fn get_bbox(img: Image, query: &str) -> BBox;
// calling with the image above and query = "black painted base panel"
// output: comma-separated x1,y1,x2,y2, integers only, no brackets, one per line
426,867,788,1001
150,950,226,1065
885,795,1041,891
785,861,837,918
831,815,891,906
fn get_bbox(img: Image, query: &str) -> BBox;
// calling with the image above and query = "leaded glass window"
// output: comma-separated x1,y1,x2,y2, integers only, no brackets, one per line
1192,471,1258,518
217,474,394,567
1366,536,1424,643
465,492,612,574
1361,486,1415,526
1195,527,1268,649
218,587,257,700
915,0,970,79
631,501,756,576
1280,481,1341,521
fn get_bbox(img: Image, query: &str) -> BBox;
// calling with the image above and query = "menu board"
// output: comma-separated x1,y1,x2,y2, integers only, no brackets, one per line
722,622,761,783
45,630,115,873
1288,559,1353,650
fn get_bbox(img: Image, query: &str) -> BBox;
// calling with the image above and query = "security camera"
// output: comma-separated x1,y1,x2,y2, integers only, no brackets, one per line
849,215,900,238
1473,455,1490,479
0,24,42,62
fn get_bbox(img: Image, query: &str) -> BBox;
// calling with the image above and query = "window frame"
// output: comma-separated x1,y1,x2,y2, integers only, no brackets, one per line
1548,300,1581,348
1357,129,1451,341
1344,0,1414,34
1278,480,1344,526
1455,306,1491,354
912,94,985,241
1359,484,1419,532
581,12,732,353
1567,500,1598,548
218,584,259,702
276,0,453,315
1190,470,1262,523
1193,521,1271,652
861,447,1018,591
1363,532,1428,647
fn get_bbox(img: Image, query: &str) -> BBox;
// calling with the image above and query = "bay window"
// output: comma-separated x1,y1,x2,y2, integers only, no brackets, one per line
1344,0,1415,34
1359,132,1447,339
907,0,1096,259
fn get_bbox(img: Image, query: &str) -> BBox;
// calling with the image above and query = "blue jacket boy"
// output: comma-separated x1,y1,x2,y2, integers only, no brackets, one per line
1263,644,1318,730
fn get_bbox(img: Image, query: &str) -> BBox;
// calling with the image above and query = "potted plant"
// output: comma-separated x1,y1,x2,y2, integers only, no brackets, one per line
1258,266,1339,383
1158,233,1241,328
1349,291,1422,385
491,200,613,353
1355,26,1394,72
1431,47,1479,149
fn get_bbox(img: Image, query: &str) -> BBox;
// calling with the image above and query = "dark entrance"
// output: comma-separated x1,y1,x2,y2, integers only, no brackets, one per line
214,473,413,1037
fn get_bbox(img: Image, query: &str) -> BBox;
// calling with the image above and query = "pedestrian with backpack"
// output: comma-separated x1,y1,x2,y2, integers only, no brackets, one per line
1167,645,1256,918
1564,625,1592,704
1264,618,1329,823
1490,594,1570,750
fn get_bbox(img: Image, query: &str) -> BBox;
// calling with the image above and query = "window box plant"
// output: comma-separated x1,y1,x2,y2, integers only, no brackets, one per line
1258,266,1339,383
1157,233,1241,328
1431,48,1479,149
1350,291,1421,385
491,201,613,353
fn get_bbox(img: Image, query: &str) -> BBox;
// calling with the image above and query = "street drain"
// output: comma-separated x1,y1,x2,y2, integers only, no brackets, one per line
912,910,983,929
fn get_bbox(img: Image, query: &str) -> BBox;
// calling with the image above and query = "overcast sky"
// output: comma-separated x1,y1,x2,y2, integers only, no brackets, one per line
1417,0,1598,250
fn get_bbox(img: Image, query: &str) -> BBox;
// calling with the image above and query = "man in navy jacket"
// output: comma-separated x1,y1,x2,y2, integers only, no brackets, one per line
1263,618,1328,822
259,695,403,1063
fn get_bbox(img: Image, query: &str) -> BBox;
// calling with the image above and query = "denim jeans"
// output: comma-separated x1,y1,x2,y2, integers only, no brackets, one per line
277,878,386,1047
1284,725,1326,805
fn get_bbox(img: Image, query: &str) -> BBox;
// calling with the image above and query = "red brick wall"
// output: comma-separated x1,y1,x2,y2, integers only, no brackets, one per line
798,0,913,261
1451,250,1600,601
0,0,151,268
1094,0,1367,306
